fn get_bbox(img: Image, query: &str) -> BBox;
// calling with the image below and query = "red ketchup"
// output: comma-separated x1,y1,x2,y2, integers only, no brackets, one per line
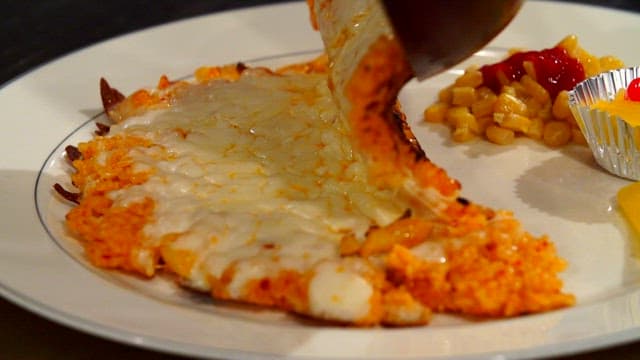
480,47,585,99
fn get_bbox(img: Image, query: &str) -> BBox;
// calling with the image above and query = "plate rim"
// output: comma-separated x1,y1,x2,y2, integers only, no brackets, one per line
1,1,640,359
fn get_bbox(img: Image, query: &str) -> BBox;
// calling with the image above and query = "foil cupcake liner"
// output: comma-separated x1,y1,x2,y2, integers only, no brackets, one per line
568,66,640,180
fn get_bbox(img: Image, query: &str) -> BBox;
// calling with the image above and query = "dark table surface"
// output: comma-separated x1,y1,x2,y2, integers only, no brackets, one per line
2,1,640,359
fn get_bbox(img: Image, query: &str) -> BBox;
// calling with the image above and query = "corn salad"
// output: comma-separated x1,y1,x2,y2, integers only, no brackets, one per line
424,35,624,147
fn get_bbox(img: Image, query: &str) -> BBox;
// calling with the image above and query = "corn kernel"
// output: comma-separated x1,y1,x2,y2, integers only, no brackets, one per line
494,113,531,133
496,71,510,87
452,108,479,142
476,116,494,133
446,106,475,127
438,85,453,103
494,93,528,116
524,97,543,118
485,125,515,145
571,127,587,145
557,35,578,56
476,87,497,100
523,61,537,81
455,68,483,87
511,82,528,98
521,75,550,104
543,121,572,147
471,97,497,117
581,54,601,77
501,85,517,97
537,101,553,121
552,91,571,119
599,56,625,72
455,113,480,134
451,86,477,106
570,45,601,76
424,102,449,123
453,126,476,142
526,117,545,140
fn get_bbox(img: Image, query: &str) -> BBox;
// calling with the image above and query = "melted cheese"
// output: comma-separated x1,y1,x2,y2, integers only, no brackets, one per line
106,72,409,314
308,260,373,321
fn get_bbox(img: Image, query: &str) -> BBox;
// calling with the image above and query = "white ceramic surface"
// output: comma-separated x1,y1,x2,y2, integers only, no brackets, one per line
1,1,640,359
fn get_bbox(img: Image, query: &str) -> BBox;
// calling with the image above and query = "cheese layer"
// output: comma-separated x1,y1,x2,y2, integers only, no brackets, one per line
102,72,409,322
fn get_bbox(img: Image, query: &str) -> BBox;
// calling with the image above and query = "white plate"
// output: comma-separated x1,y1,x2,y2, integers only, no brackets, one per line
1,1,640,359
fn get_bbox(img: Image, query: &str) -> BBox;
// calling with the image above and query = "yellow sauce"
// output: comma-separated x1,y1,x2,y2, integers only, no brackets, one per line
592,90,640,126
617,181,640,235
